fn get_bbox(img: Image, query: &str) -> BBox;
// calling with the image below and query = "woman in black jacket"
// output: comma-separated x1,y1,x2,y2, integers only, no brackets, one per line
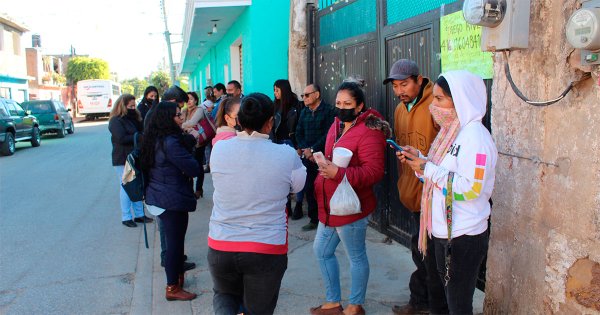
137,86,159,124
108,94,153,228
272,79,301,147
140,102,201,301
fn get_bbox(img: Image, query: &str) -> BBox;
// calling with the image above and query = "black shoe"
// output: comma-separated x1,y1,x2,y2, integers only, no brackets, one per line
302,222,318,231
183,254,188,261
291,203,304,220
183,262,196,271
122,220,137,228
392,304,429,315
134,215,154,223
203,165,210,173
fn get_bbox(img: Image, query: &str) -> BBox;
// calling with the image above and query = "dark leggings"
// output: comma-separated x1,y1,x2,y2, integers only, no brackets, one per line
194,145,206,192
433,231,489,315
159,210,189,285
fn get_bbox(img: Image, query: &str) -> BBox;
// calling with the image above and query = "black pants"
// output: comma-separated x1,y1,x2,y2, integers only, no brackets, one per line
158,210,189,285
409,212,448,314
207,248,287,315
433,231,489,315
194,145,206,192
303,158,319,223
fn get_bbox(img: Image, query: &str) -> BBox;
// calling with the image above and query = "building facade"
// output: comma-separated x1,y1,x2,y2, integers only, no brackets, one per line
179,0,293,96
0,14,29,102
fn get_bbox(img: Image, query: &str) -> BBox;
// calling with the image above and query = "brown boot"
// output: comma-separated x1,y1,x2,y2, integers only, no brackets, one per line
165,284,197,301
178,274,184,287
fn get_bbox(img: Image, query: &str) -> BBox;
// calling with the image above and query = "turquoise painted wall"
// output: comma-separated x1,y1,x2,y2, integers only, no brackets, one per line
387,0,457,25
319,0,376,45
188,0,290,97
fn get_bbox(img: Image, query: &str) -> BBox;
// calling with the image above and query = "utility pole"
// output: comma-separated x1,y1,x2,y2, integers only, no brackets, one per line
160,0,176,84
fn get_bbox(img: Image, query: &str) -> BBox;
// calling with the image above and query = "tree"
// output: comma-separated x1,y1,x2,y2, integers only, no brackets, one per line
121,82,134,95
120,78,149,98
150,71,171,96
66,57,110,84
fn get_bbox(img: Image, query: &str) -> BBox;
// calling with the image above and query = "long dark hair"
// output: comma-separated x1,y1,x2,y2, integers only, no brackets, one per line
140,102,182,170
273,79,298,116
143,86,159,101
238,93,274,132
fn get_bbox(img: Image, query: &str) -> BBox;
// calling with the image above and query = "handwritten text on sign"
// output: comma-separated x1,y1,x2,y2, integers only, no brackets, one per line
440,11,494,79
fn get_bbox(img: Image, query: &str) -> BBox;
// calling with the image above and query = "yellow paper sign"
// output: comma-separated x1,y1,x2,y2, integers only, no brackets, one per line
440,11,494,79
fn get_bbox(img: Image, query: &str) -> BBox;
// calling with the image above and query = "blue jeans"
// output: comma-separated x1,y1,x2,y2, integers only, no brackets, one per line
313,216,370,305
114,166,144,221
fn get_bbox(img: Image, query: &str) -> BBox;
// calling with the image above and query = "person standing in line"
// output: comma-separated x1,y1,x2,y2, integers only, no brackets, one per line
212,97,241,145
310,81,389,315
211,83,227,120
208,93,306,314
398,70,497,315
271,79,301,147
141,102,202,301
226,80,243,98
155,86,196,272
293,84,335,231
137,86,159,124
181,91,207,199
384,59,447,315
200,86,217,172
108,93,153,227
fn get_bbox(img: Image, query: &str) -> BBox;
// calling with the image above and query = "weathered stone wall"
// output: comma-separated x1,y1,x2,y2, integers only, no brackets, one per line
485,0,600,314
288,0,308,94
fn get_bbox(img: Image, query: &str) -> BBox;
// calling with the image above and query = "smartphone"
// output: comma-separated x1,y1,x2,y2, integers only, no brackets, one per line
313,151,327,165
386,139,404,152
386,139,412,161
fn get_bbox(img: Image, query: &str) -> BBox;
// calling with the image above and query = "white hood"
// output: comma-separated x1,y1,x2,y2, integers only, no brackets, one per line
441,70,487,128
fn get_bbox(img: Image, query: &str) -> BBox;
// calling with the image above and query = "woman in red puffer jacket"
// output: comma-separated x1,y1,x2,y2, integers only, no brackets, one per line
310,80,390,315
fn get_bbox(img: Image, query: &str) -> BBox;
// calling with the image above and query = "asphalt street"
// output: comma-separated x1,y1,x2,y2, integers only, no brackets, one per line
0,120,150,314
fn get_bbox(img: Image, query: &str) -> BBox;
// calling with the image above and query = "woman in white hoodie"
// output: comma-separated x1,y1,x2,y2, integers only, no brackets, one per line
398,70,497,315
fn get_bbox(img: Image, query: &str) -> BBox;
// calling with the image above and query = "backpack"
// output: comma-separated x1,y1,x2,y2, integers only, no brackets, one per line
122,133,144,202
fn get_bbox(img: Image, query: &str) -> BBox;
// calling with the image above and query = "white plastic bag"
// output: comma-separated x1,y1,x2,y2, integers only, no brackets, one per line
329,174,361,216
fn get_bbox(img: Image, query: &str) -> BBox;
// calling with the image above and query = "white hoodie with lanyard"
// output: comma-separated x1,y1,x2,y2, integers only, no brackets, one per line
422,70,498,239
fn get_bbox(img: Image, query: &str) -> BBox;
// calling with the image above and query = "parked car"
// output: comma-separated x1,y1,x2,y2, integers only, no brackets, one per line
21,100,74,138
0,98,41,156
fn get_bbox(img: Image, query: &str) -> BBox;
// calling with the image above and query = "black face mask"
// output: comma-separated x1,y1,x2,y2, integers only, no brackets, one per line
335,108,358,122
146,98,157,106
234,118,242,131
127,109,137,117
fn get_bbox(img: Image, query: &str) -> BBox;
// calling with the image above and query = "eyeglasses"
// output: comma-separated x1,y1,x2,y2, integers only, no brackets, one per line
302,91,317,98
175,112,182,117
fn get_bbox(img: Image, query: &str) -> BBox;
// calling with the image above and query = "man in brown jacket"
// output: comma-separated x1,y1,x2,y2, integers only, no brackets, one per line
384,59,447,315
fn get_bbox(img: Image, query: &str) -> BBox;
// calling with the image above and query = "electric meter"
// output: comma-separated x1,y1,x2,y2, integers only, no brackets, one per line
566,8,600,50
463,0,507,27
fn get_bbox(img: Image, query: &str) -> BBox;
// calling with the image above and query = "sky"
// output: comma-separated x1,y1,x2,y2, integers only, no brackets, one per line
1,0,186,80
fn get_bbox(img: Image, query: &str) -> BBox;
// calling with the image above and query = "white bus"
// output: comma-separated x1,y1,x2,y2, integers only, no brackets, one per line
76,80,121,120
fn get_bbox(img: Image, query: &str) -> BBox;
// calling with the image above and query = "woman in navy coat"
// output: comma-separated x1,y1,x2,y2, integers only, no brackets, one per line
140,101,201,301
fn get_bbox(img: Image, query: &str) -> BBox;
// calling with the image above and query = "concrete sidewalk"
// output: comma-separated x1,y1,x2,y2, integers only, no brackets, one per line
140,174,485,314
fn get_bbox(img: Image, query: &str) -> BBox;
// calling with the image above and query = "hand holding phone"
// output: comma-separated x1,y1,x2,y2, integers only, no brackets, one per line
313,151,327,165
386,139,412,161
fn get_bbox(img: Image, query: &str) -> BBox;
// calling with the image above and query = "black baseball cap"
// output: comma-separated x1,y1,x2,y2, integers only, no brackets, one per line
383,59,420,84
